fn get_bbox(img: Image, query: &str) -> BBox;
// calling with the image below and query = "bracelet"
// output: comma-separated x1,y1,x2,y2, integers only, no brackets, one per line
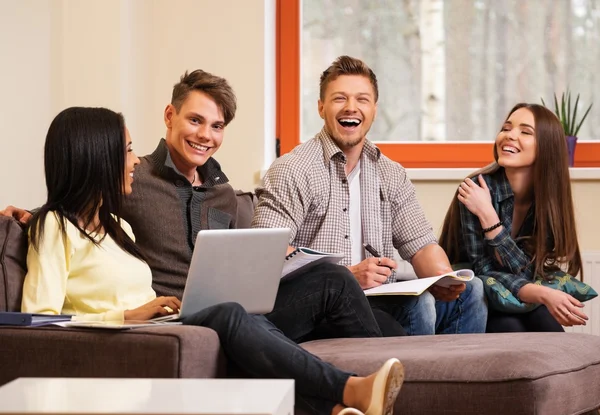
482,221,502,234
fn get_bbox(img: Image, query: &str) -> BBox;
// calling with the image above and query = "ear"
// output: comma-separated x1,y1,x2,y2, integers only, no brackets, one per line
318,100,325,120
373,103,377,121
164,104,175,128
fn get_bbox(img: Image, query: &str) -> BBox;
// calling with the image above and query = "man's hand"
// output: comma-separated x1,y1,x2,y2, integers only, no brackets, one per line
429,283,466,302
348,257,397,289
0,205,32,224
124,296,182,321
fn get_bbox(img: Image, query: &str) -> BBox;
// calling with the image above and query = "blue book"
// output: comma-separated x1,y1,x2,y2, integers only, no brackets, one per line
0,312,73,326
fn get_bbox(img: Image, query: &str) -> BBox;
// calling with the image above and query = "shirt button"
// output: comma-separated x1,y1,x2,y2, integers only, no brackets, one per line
342,179,347,184
343,208,348,212
344,235,349,239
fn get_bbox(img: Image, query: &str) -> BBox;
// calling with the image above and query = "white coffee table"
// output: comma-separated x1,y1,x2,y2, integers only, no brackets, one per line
0,378,294,415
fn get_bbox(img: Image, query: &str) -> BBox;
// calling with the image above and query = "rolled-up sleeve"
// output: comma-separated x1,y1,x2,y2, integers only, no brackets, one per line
252,158,309,243
391,167,437,260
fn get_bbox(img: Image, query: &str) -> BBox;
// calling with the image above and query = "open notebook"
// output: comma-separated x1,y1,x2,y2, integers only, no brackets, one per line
57,320,182,330
364,269,474,296
282,247,344,279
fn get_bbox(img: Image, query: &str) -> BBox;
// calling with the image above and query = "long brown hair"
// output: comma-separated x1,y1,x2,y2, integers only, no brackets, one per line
439,103,583,279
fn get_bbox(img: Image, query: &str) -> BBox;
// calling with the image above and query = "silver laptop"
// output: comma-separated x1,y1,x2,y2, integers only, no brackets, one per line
153,228,290,322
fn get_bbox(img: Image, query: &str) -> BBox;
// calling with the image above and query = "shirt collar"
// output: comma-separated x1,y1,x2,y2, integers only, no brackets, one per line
317,127,381,163
492,167,514,202
148,139,229,187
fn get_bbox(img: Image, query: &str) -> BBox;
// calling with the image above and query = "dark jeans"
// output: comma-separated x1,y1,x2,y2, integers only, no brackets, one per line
182,302,351,415
486,305,565,332
265,263,404,342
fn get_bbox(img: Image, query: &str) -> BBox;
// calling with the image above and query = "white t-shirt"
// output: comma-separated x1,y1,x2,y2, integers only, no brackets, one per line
347,161,364,265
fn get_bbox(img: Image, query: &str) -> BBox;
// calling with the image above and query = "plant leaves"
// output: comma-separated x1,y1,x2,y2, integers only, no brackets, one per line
574,103,593,137
572,93,580,137
566,91,572,135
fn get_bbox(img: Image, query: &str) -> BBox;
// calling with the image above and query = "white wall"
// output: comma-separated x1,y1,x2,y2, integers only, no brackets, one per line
0,0,275,210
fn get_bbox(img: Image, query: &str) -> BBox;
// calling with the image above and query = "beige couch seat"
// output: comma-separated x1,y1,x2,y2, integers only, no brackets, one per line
302,334,600,414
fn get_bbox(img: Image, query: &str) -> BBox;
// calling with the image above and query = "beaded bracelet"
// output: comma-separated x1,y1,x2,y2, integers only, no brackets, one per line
482,221,502,234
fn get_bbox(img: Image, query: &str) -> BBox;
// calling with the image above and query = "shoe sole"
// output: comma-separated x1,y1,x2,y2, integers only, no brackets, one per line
383,361,404,415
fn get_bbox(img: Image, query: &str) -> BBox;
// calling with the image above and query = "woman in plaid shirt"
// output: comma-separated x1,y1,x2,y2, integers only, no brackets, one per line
439,103,586,332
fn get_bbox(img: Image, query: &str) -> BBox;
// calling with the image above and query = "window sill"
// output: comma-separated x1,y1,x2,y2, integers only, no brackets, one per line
406,168,600,181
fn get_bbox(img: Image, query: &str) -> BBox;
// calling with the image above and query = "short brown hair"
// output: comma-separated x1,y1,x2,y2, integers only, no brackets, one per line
171,70,237,125
319,56,379,102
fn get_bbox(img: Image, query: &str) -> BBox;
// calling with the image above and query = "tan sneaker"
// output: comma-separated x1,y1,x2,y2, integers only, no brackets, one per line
339,408,365,415
365,358,404,415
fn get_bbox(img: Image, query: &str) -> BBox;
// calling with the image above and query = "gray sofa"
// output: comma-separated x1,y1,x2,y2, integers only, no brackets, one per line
2,198,600,414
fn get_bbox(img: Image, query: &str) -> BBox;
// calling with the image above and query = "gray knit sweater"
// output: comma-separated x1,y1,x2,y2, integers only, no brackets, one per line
122,139,238,297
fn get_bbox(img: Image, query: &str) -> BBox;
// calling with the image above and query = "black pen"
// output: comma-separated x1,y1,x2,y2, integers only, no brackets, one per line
363,243,393,269
363,243,381,258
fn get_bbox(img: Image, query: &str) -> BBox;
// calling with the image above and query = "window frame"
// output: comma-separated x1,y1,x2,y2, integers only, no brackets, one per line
276,0,600,168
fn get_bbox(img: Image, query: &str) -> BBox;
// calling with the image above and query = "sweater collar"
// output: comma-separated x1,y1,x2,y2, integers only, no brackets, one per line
148,139,229,188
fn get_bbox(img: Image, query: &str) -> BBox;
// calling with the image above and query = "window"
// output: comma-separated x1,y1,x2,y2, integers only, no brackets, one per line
277,0,600,167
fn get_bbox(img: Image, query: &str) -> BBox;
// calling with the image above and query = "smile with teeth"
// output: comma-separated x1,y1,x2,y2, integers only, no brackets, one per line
502,145,520,154
188,141,210,152
338,118,361,128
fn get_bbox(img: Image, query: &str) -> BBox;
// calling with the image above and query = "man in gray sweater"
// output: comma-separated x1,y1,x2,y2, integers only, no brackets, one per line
2,69,403,344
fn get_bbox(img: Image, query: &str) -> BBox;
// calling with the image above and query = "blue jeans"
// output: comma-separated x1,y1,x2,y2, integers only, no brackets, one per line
368,278,487,335
183,302,352,415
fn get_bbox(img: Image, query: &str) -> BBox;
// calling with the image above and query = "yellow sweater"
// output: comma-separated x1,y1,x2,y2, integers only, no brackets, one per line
21,212,156,322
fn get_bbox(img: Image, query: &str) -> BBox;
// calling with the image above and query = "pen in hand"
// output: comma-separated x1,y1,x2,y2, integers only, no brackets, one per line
363,243,394,269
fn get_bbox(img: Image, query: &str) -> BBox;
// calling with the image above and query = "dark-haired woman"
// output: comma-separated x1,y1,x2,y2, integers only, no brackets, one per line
439,103,587,332
21,107,403,415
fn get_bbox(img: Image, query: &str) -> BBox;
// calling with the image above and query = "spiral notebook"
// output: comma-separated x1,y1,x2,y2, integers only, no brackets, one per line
282,247,344,279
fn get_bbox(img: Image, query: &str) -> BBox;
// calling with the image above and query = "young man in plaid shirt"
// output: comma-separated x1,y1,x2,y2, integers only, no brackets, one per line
253,56,487,335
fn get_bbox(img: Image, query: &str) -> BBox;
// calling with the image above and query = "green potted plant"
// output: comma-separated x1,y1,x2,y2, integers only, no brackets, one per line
541,91,593,167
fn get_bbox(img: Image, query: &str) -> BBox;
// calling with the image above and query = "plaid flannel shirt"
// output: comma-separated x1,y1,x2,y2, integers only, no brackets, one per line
252,128,436,283
459,168,536,296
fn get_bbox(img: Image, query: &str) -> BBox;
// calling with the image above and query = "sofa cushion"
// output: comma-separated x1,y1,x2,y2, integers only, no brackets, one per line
302,333,600,415
0,216,27,312
0,325,226,386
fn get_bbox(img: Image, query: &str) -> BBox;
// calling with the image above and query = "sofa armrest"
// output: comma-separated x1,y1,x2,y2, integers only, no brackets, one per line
0,324,225,386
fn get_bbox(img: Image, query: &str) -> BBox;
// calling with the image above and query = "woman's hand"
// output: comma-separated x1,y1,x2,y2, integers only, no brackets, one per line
124,296,182,321
541,288,588,326
457,176,496,221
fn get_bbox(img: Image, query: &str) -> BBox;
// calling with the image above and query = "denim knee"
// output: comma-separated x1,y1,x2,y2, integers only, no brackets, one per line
463,278,485,307
410,291,436,334
458,278,488,332
214,301,247,317
321,264,362,292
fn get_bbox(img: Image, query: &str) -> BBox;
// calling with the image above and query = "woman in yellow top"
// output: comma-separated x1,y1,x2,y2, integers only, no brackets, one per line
21,107,403,415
